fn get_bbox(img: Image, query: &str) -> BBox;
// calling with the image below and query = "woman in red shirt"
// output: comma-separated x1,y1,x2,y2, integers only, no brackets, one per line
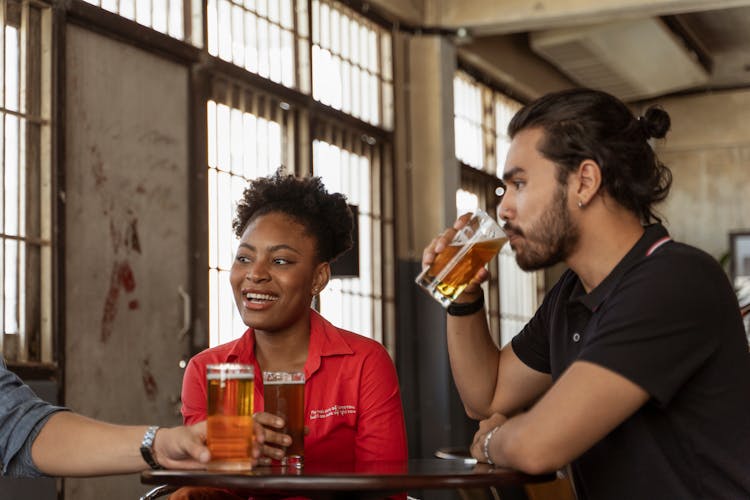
181,170,407,465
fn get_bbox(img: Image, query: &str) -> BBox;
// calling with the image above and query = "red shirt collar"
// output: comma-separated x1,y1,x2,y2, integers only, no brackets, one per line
224,309,355,377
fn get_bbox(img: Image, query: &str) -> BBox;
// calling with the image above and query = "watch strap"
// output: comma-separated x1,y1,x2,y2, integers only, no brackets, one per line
140,425,163,470
447,292,485,316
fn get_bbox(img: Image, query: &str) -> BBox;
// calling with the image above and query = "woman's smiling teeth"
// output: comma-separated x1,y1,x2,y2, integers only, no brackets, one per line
246,292,278,302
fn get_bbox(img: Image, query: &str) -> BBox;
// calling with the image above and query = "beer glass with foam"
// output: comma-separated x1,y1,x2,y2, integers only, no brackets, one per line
416,208,507,307
206,363,255,471
263,371,305,467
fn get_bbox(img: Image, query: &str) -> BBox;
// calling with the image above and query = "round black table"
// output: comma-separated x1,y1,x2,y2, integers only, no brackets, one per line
141,459,555,499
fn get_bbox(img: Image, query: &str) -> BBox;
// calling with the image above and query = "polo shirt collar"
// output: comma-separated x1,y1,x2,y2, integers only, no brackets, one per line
223,310,355,377
305,310,354,377
574,223,671,312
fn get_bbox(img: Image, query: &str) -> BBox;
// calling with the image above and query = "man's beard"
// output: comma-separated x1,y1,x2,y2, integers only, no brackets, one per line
506,185,580,271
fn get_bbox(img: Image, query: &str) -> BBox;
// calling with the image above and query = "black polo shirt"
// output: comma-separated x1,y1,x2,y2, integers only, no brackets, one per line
512,224,750,499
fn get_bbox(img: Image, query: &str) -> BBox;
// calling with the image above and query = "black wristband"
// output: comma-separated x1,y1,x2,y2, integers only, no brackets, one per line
447,292,484,316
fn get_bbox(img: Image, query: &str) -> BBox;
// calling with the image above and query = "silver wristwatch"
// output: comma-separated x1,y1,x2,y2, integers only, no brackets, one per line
140,425,163,470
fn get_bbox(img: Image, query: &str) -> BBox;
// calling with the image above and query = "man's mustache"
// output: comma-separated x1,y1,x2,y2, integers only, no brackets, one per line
502,222,524,238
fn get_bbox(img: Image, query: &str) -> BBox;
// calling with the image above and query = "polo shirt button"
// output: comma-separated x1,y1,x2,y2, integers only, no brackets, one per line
572,333,581,342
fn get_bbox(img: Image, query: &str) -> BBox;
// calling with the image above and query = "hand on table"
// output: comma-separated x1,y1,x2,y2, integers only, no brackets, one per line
470,413,508,464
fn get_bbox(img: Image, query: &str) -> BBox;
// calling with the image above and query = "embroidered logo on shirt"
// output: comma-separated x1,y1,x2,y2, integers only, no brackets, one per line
309,404,357,420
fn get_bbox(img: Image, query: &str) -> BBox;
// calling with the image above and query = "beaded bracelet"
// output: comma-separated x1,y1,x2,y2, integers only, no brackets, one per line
483,426,501,465
446,292,484,316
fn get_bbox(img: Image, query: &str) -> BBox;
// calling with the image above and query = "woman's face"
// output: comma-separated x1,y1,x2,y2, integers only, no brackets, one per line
230,212,329,334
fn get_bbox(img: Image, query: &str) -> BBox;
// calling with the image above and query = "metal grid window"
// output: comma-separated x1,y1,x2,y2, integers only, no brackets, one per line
314,141,374,339
456,70,506,173
495,93,521,177
312,121,392,344
312,0,393,129
1,0,53,364
83,0,199,43
493,93,541,346
454,72,483,169
454,68,543,346
204,3,395,350
208,0,308,91
206,81,292,347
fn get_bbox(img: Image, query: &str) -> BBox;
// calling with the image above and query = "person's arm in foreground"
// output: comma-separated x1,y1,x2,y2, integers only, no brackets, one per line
31,414,211,476
423,214,552,420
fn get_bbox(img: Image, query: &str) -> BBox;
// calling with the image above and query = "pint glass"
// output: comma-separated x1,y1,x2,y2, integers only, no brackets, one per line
206,363,255,471
416,209,507,307
263,371,305,467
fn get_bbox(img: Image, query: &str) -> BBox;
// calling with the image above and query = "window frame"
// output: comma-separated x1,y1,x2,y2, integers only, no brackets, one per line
21,0,397,376
2,0,56,376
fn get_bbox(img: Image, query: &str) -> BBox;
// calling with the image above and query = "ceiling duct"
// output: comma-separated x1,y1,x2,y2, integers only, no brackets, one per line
530,18,709,101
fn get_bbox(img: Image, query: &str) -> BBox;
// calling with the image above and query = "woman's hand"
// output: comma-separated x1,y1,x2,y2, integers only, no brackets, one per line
253,412,293,462
421,212,489,301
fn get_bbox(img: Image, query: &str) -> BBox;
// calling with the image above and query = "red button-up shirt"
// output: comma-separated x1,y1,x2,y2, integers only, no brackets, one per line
181,310,408,463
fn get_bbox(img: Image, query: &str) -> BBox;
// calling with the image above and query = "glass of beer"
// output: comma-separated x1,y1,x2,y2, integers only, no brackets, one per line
206,363,255,471
263,371,305,467
415,208,507,307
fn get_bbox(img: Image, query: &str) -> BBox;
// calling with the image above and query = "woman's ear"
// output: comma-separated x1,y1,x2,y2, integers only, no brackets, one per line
575,159,602,207
311,262,331,295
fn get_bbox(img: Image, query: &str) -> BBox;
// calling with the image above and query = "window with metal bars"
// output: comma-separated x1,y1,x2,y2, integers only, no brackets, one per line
0,0,53,365
312,0,393,129
204,1,394,349
453,68,543,347
83,0,198,43
208,0,305,90
206,78,292,347
312,120,393,343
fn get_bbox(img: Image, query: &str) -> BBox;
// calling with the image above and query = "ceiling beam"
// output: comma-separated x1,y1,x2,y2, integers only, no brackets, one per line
364,0,426,27
427,0,750,35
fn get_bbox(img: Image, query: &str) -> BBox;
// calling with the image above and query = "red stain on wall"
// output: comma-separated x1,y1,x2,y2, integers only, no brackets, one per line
100,260,138,342
129,218,141,254
118,261,136,293
100,265,121,342
142,359,159,400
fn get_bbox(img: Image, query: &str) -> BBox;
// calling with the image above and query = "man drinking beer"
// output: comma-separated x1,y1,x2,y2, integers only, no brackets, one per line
423,88,750,498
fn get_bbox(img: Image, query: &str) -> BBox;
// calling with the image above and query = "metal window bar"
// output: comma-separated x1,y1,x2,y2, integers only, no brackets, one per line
311,0,391,129
492,92,543,345
207,77,294,347
311,117,393,345
454,72,484,170
207,0,303,90
82,0,192,43
458,170,502,345
455,73,544,347
1,0,52,364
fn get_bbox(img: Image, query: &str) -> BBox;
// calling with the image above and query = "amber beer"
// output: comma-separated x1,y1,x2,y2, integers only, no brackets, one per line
416,209,506,307
432,236,508,300
263,371,305,466
206,364,255,471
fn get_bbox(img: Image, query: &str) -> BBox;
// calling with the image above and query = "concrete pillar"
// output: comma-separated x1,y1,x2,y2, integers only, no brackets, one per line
393,34,476,471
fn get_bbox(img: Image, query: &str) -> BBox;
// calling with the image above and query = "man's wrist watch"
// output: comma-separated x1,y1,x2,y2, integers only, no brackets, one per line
140,425,163,470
